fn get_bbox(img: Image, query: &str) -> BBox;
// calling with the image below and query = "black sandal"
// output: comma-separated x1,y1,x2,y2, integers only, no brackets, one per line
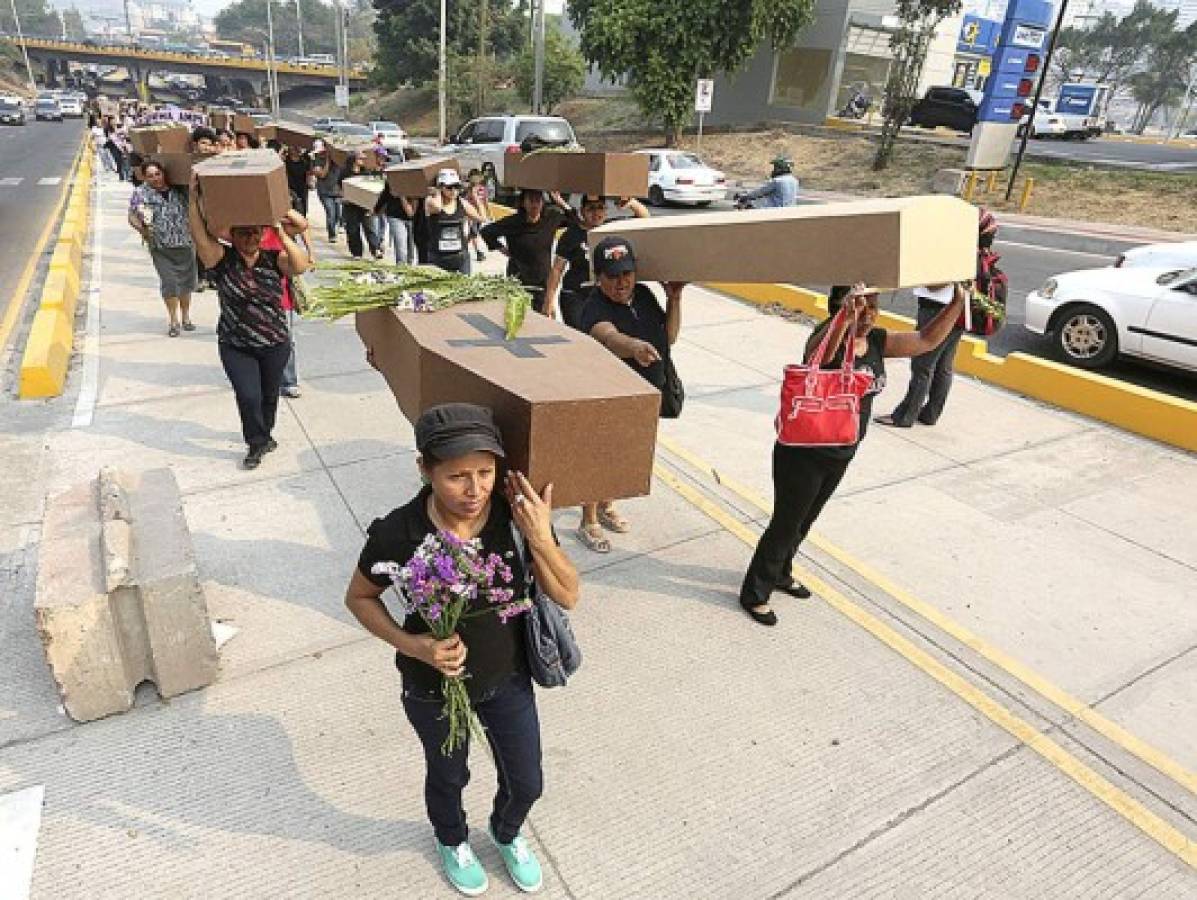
777,579,812,599
743,603,778,627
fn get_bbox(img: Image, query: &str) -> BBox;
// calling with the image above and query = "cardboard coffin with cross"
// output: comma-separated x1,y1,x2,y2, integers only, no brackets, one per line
589,195,978,289
356,301,662,508
194,150,292,232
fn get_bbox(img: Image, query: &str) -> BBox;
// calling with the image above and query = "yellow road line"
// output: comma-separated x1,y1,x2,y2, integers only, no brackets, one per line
652,461,1197,869
0,134,86,356
657,434,1197,799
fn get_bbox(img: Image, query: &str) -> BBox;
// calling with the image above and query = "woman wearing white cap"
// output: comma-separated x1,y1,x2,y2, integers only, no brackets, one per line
423,168,484,274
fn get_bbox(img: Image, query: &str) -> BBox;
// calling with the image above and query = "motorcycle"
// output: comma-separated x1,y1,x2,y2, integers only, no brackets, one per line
837,90,873,120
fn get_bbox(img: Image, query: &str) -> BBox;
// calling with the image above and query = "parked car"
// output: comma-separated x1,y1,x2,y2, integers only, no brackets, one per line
1025,266,1197,372
326,122,375,142
1115,240,1197,270
439,115,579,195
635,149,726,207
0,98,26,125
909,86,979,133
369,120,408,153
57,95,84,117
35,98,64,122
313,116,349,133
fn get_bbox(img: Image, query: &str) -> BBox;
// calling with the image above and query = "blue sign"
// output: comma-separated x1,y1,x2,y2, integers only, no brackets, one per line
977,0,1056,124
957,15,1001,55
1057,83,1099,115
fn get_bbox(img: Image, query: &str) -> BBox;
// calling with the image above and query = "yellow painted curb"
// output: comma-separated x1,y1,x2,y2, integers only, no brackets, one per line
38,270,78,320
19,308,73,399
48,244,81,298
55,231,84,275
708,281,1197,454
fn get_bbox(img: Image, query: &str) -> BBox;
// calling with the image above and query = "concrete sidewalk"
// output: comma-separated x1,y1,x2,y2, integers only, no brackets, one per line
1,172,1196,897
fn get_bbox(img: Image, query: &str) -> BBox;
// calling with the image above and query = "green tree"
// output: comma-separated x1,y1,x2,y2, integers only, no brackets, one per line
62,7,86,40
214,0,340,58
873,0,961,171
514,24,584,113
371,0,528,89
1129,19,1197,133
0,0,59,39
568,0,815,146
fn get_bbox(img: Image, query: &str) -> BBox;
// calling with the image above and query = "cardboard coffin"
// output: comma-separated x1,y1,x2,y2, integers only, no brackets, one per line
326,141,372,167
232,113,257,135
194,150,292,231
588,195,978,289
143,151,216,186
210,110,231,131
384,156,460,197
129,124,191,155
275,122,316,150
256,124,278,142
357,300,661,508
503,152,650,197
342,175,385,210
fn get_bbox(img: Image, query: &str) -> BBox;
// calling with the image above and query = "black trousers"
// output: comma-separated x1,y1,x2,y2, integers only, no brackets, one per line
890,299,966,427
219,341,290,449
402,673,543,847
739,443,851,609
342,204,381,258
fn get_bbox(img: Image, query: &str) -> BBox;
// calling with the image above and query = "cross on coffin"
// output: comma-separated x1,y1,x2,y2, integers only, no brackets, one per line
356,301,661,508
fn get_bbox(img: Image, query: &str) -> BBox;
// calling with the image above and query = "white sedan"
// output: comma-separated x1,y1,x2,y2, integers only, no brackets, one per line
636,149,727,207
1025,266,1197,373
369,120,408,153
1116,240,1197,270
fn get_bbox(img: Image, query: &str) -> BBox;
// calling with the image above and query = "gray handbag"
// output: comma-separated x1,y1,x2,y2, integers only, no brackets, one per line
510,524,582,688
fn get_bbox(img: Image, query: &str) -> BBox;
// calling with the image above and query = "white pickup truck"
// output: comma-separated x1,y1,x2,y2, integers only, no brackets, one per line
436,115,580,197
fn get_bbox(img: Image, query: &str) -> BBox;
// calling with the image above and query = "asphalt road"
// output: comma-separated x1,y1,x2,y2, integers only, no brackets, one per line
651,200,1197,402
0,117,85,340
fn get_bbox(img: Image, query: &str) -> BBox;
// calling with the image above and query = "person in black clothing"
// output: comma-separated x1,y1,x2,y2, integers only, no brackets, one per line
480,189,570,313
422,169,484,273
282,145,312,217
188,174,311,470
345,404,578,896
576,236,685,553
374,178,418,265
739,282,966,626
338,152,384,259
546,194,649,327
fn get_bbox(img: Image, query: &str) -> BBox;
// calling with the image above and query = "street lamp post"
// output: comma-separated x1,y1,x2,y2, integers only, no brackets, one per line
265,0,280,117
295,0,305,60
7,0,38,95
532,0,545,114
438,0,447,144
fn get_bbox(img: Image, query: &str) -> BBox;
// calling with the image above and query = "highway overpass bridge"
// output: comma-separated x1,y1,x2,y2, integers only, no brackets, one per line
0,36,366,100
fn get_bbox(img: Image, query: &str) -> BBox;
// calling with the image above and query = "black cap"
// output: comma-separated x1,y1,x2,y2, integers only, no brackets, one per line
593,236,636,276
415,403,506,461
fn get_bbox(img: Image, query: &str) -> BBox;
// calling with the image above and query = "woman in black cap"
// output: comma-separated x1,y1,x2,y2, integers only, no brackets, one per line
345,403,579,897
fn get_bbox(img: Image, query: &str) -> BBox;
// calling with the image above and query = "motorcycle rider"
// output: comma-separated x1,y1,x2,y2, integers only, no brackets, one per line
735,156,799,209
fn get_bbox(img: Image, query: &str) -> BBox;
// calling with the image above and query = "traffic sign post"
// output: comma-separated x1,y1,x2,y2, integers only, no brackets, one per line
695,79,714,154
334,84,349,109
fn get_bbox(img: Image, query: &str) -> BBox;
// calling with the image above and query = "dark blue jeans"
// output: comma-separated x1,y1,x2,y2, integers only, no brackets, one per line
402,672,543,847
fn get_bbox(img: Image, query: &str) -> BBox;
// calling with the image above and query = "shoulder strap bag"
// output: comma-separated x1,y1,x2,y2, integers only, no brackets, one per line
509,524,582,688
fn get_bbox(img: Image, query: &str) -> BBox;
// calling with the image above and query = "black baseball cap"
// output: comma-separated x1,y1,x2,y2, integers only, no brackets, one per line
593,236,636,276
415,404,506,461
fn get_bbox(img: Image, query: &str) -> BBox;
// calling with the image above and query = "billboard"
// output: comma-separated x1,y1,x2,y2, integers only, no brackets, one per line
957,15,1002,56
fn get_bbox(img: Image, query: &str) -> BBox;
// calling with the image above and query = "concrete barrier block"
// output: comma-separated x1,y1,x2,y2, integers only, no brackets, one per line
35,467,219,722
18,308,73,399
49,245,81,298
931,168,967,195
56,230,84,274
38,271,79,320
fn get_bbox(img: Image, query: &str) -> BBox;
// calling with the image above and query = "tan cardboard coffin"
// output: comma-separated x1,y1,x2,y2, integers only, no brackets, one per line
210,110,231,131
327,141,374,167
194,150,292,231
232,113,256,135
342,175,385,210
275,122,316,150
503,152,650,197
129,124,191,155
357,300,661,508
588,196,978,289
256,124,278,142
384,156,460,197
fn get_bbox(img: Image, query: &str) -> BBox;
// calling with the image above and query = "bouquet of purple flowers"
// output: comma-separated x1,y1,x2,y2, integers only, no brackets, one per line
372,530,532,754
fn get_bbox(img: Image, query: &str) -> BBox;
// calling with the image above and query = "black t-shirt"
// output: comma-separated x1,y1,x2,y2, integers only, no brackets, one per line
555,221,591,294
805,325,888,461
578,283,669,390
357,488,528,700
373,181,410,218
284,155,310,195
481,207,564,293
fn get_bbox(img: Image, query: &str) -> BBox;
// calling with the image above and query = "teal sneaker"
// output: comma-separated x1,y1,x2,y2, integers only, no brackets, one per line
436,839,489,896
489,827,543,893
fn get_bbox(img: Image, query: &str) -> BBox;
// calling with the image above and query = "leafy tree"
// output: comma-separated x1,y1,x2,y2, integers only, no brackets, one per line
1129,19,1197,133
0,0,59,40
514,24,584,113
372,0,528,89
62,7,86,40
1051,1,1178,104
568,0,815,146
873,0,961,171
214,0,341,58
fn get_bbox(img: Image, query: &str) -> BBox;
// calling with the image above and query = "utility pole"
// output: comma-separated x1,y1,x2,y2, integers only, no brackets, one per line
476,0,488,117
7,0,37,94
438,0,447,143
295,0,305,59
1006,0,1069,201
265,0,279,117
532,0,545,114
123,0,132,38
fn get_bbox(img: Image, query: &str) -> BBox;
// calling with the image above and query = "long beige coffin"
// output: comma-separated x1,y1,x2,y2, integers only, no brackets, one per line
357,301,661,508
342,175,385,210
589,195,978,289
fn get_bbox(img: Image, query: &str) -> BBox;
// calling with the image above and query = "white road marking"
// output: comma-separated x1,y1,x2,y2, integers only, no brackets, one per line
0,784,45,900
0,177,21,186
72,173,103,429
997,239,1117,260
36,177,61,186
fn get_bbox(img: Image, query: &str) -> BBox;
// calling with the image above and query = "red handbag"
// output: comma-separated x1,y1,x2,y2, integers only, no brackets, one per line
775,308,876,447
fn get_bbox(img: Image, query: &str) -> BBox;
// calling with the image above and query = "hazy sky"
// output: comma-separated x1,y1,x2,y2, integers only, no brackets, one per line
188,0,565,18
